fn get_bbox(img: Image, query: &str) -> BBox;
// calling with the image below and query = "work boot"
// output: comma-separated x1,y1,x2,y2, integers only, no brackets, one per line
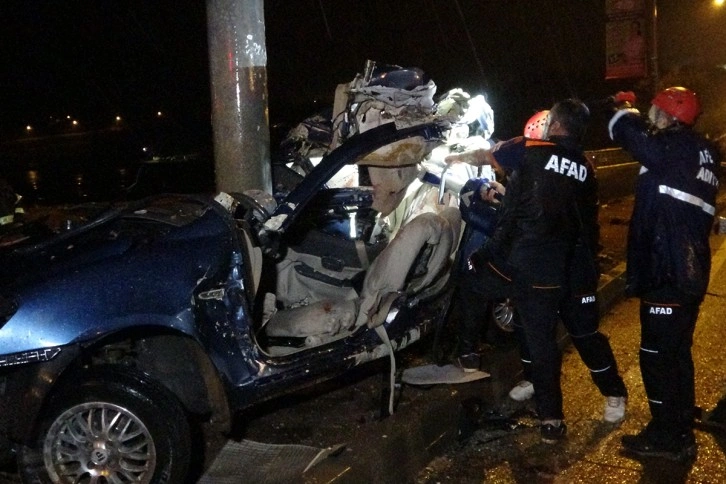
508,380,534,401
621,429,697,462
540,419,567,444
603,396,627,423
456,353,480,373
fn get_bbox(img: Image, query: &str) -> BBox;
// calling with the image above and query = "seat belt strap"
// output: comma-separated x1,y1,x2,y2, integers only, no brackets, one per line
375,325,396,416
355,240,370,270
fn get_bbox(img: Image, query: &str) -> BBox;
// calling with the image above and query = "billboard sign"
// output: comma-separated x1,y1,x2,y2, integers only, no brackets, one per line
605,0,648,79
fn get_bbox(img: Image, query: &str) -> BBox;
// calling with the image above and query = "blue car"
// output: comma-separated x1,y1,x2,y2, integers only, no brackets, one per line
0,122,460,483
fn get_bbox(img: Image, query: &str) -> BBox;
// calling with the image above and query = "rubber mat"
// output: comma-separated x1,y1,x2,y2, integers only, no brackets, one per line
401,363,490,385
198,439,345,483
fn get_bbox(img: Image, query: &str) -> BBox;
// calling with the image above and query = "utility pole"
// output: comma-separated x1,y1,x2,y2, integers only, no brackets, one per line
651,0,659,94
206,0,272,194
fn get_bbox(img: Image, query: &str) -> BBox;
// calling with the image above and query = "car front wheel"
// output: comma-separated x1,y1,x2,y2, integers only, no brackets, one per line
20,366,191,484
491,298,515,333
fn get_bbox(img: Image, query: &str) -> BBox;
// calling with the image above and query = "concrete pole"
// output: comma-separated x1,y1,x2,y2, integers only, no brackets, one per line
206,0,272,194
651,0,659,94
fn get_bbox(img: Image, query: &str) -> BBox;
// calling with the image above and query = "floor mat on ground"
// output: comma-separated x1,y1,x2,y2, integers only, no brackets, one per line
198,439,346,484
401,363,490,385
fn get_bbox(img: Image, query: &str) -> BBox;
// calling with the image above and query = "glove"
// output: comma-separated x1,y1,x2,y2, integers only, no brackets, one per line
467,249,487,274
468,244,515,281
465,245,520,301
613,91,636,108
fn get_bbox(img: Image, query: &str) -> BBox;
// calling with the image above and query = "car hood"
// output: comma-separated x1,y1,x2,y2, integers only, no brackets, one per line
4,195,232,282
0,195,235,354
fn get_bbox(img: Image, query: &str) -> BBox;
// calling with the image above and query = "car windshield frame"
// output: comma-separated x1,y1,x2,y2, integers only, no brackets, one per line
275,121,445,234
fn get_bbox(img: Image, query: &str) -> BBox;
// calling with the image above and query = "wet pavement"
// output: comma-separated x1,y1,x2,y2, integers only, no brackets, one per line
413,232,726,483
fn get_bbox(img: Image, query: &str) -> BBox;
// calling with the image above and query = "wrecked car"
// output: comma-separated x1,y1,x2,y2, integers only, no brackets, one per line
277,61,514,333
0,120,462,483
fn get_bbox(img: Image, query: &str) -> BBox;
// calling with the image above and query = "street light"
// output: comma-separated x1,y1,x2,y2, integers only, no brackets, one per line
649,0,723,91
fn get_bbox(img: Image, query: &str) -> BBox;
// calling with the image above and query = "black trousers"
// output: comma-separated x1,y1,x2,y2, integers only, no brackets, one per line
639,293,700,440
514,245,626,421
514,284,565,420
455,258,513,356
456,282,486,355
515,285,628,400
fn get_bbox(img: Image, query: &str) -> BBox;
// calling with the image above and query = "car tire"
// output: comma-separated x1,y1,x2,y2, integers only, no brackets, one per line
19,366,192,484
491,298,515,333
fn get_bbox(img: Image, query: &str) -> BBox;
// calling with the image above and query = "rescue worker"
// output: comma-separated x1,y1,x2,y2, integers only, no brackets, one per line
453,111,542,372
609,87,720,461
447,99,627,443
483,110,629,422
453,175,508,372
504,111,548,399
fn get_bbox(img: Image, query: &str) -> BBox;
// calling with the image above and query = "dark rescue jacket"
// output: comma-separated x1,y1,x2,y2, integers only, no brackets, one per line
609,110,721,301
484,135,598,288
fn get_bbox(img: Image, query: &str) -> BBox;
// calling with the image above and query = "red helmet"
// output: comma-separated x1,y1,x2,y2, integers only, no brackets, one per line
523,110,549,139
651,87,701,125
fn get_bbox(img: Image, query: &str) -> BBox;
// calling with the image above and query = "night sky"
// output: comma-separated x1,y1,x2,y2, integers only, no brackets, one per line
0,1,209,133
265,0,614,142
1,0,724,148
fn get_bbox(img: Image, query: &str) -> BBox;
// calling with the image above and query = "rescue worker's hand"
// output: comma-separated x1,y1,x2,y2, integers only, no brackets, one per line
481,180,505,203
467,250,485,274
490,140,506,152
